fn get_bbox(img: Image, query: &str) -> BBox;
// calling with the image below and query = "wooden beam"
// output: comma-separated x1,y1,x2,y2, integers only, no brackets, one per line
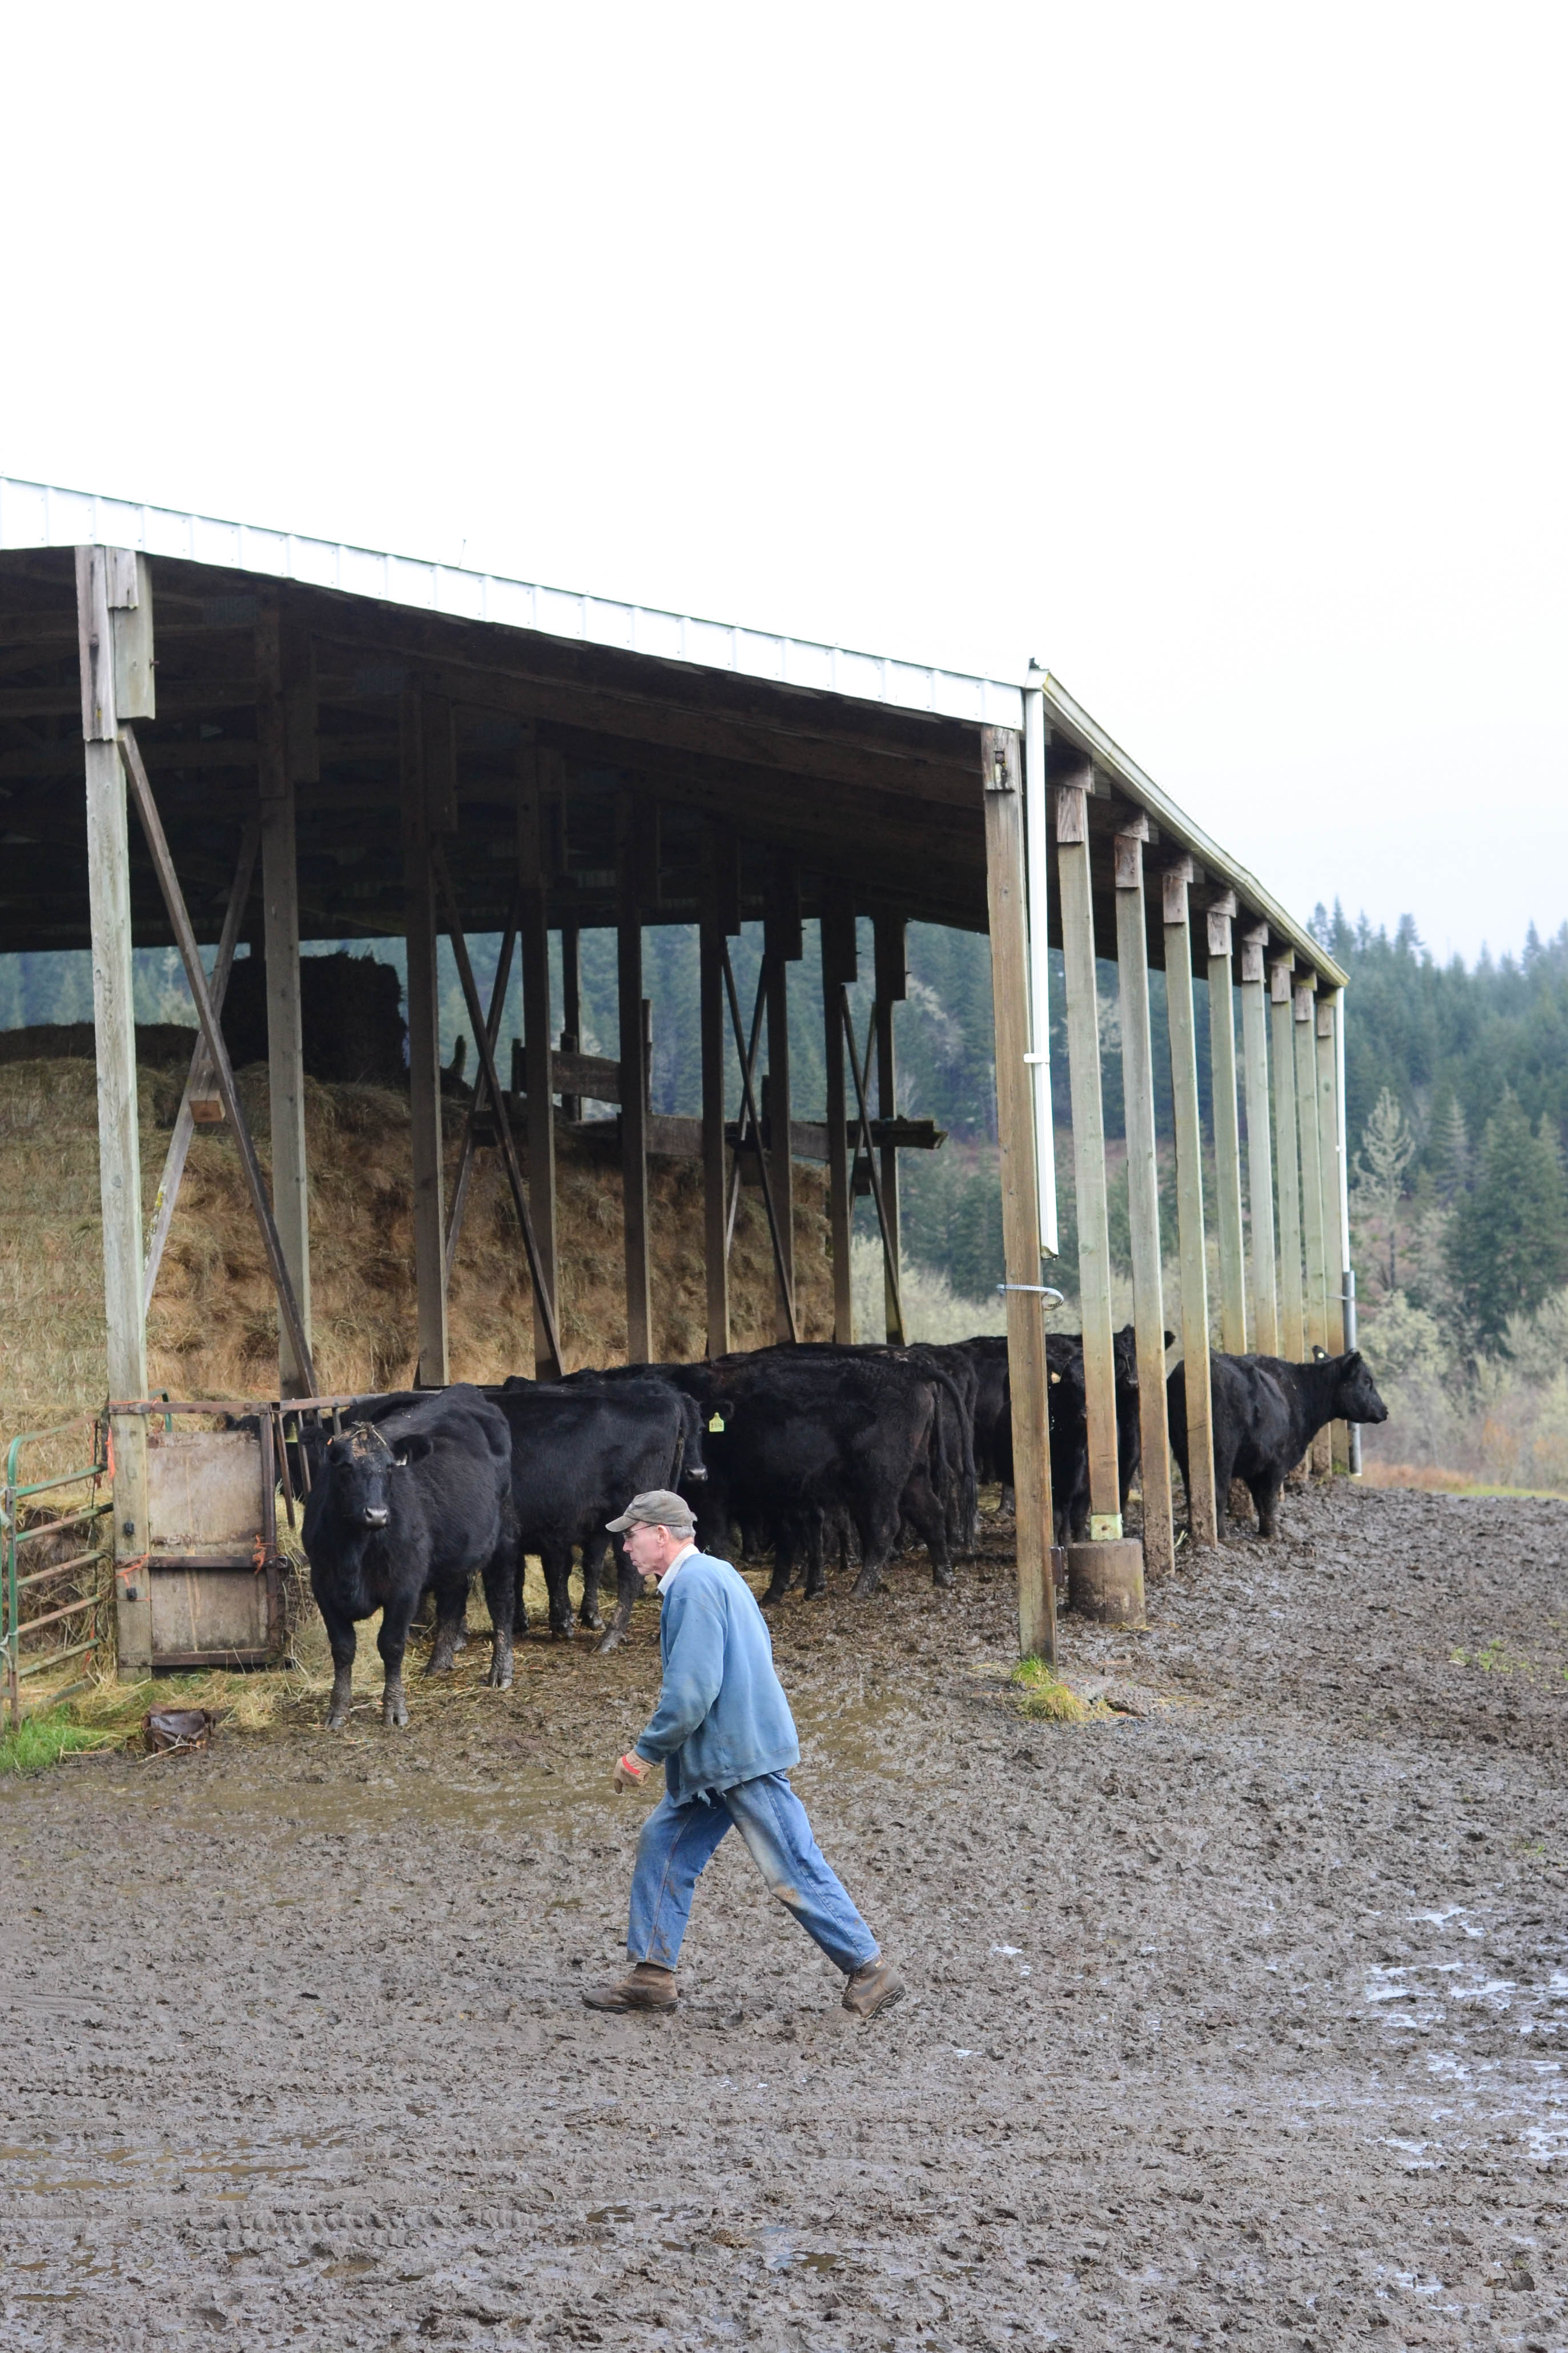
1317,993,1350,1471
560,914,582,1122
1163,861,1217,1547
1206,908,1248,1354
1056,780,1120,1528
873,911,906,1343
700,822,735,1357
1294,978,1331,1474
403,691,448,1386
77,547,150,1677
763,853,800,1342
522,740,561,1375
257,593,313,1398
1115,828,1175,1577
1271,957,1305,1362
983,726,1055,1662
1240,925,1280,1355
443,881,520,1281
820,881,858,1344
618,790,653,1363
143,814,259,1314
118,727,316,1392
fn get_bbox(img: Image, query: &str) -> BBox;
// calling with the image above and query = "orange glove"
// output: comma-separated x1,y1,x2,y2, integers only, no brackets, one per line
613,1750,651,1793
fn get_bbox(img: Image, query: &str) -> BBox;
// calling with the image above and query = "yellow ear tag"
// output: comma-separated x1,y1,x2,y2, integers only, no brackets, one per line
707,1413,725,1432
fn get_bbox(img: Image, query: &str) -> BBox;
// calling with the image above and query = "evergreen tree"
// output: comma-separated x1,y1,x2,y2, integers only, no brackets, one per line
1446,1087,1568,1347
1351,1088,1417,1292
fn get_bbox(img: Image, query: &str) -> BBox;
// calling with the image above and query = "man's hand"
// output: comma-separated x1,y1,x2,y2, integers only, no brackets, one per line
613,1751,651,1793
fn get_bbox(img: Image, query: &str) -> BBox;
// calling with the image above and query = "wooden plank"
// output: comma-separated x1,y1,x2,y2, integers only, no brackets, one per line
143,816,259,1314
1240,926,1280,1355
256,592,312,1399
763,854,799,1341
874,912,906,1344
431,849,564,1378
722,945,800,1342
1271,959,1305,1362
560,917,582,1121
1317,993,1350,1471
700,822,733,1358
1163,862,1216,1547
618,790,653,1363
1206,909,1248,1354
402,692,448,1387
1294,981,1331,1475
983,726,1055,1661
111,554,155,721
820,881,858,1344
443,881,520,1281
1056,780,1121,1526
521,743,561,1375
78,544,150,1676
117,728,316,1392
1114,832,1175,1577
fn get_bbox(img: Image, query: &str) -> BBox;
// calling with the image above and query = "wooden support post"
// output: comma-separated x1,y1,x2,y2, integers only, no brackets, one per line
873,912,907,1344
764,855,801,1343
1295,976,1331,1474
522,740,561,1375
77,547,150,1675
1112,821,1175,1579
403,692,449,1387
1163,860,1217,1547
982,728,1055,1662
618,791,653,1363
1056,781,1121,1532
1240,925,1280,1355
1206,896,1247,1354
821,881,858,1345
256,593,314,1398
701,823,739,1358
560,917,582,1122
1317,993,1350,1469
1271,955,1305,1362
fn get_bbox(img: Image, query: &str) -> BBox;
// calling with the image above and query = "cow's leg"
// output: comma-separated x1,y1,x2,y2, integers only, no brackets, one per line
316,1591,359,1731
850,1506,898,1599
541,1544,575,1640
1209,1447,1238,1540
594,1546,641,1655
578,1536,608,1632
802,1517,827,1600
1250,1473,1284,1540
900,1467,953,1589
377,1591,420,1728
425,1573,470,1675
482,1548,516,1691
761,1531,797,1608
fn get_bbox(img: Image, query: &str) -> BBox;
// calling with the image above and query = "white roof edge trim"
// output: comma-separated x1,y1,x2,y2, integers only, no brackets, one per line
0,473,1026,733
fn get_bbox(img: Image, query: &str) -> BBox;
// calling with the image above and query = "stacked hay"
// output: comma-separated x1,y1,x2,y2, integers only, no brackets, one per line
0,1052,835,1433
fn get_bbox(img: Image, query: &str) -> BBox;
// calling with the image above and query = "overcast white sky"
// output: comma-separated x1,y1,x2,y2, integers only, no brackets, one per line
4,1,1562,964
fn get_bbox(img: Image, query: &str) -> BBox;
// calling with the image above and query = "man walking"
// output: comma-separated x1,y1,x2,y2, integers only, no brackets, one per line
583,1491,904,2020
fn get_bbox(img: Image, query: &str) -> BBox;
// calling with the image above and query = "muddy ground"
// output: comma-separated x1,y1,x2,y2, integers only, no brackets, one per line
4,1483,1568,2351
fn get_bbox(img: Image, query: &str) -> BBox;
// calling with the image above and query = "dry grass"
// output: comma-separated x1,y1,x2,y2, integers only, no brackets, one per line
1359,1460,1568,1500
0,1054,837,1440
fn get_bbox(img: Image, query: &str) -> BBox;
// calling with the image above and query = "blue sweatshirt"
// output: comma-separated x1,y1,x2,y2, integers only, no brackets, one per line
633,1551,801,1802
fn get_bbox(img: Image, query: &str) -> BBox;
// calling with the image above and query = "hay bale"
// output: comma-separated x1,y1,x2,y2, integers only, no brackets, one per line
221,953,407,1086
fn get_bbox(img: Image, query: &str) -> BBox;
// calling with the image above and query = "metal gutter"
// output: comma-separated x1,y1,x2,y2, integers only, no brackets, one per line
1033,670,1348,989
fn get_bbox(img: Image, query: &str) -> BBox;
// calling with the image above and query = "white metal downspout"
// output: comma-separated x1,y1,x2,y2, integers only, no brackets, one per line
1334,983,1360,1473
1022,662,1059,1257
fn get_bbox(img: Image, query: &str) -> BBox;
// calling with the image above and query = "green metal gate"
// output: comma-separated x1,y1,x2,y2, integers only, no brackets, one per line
1,1416,113,1730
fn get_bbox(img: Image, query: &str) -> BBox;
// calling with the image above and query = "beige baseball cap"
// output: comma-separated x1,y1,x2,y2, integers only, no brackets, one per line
605,1489,696,1536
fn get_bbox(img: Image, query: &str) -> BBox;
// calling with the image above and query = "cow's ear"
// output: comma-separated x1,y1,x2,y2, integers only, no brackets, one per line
1344,1349,1363,1370
393,1433,435,1468
1049,1370,1060,1386
1312,1344,1329,1362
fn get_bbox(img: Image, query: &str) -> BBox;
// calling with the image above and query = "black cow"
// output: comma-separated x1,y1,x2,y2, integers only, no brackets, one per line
301,1385,513,1729
958,1335,1011,1495
1167,1348,1389,1540
485,1376,704,1668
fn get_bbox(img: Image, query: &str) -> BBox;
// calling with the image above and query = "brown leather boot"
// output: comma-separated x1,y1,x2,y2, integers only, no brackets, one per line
842,1954,906,2018
581,1962,677,2013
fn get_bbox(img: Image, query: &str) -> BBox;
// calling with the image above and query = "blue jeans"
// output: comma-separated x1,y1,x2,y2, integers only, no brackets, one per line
626,1770,879,1975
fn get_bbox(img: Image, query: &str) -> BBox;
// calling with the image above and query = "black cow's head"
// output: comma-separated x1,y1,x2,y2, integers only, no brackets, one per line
326,1421,433,1528
1333,1351,1389,1426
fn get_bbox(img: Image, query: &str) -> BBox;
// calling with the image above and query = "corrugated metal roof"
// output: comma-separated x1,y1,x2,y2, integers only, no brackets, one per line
0,473,1026,731
0,471,1344,984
